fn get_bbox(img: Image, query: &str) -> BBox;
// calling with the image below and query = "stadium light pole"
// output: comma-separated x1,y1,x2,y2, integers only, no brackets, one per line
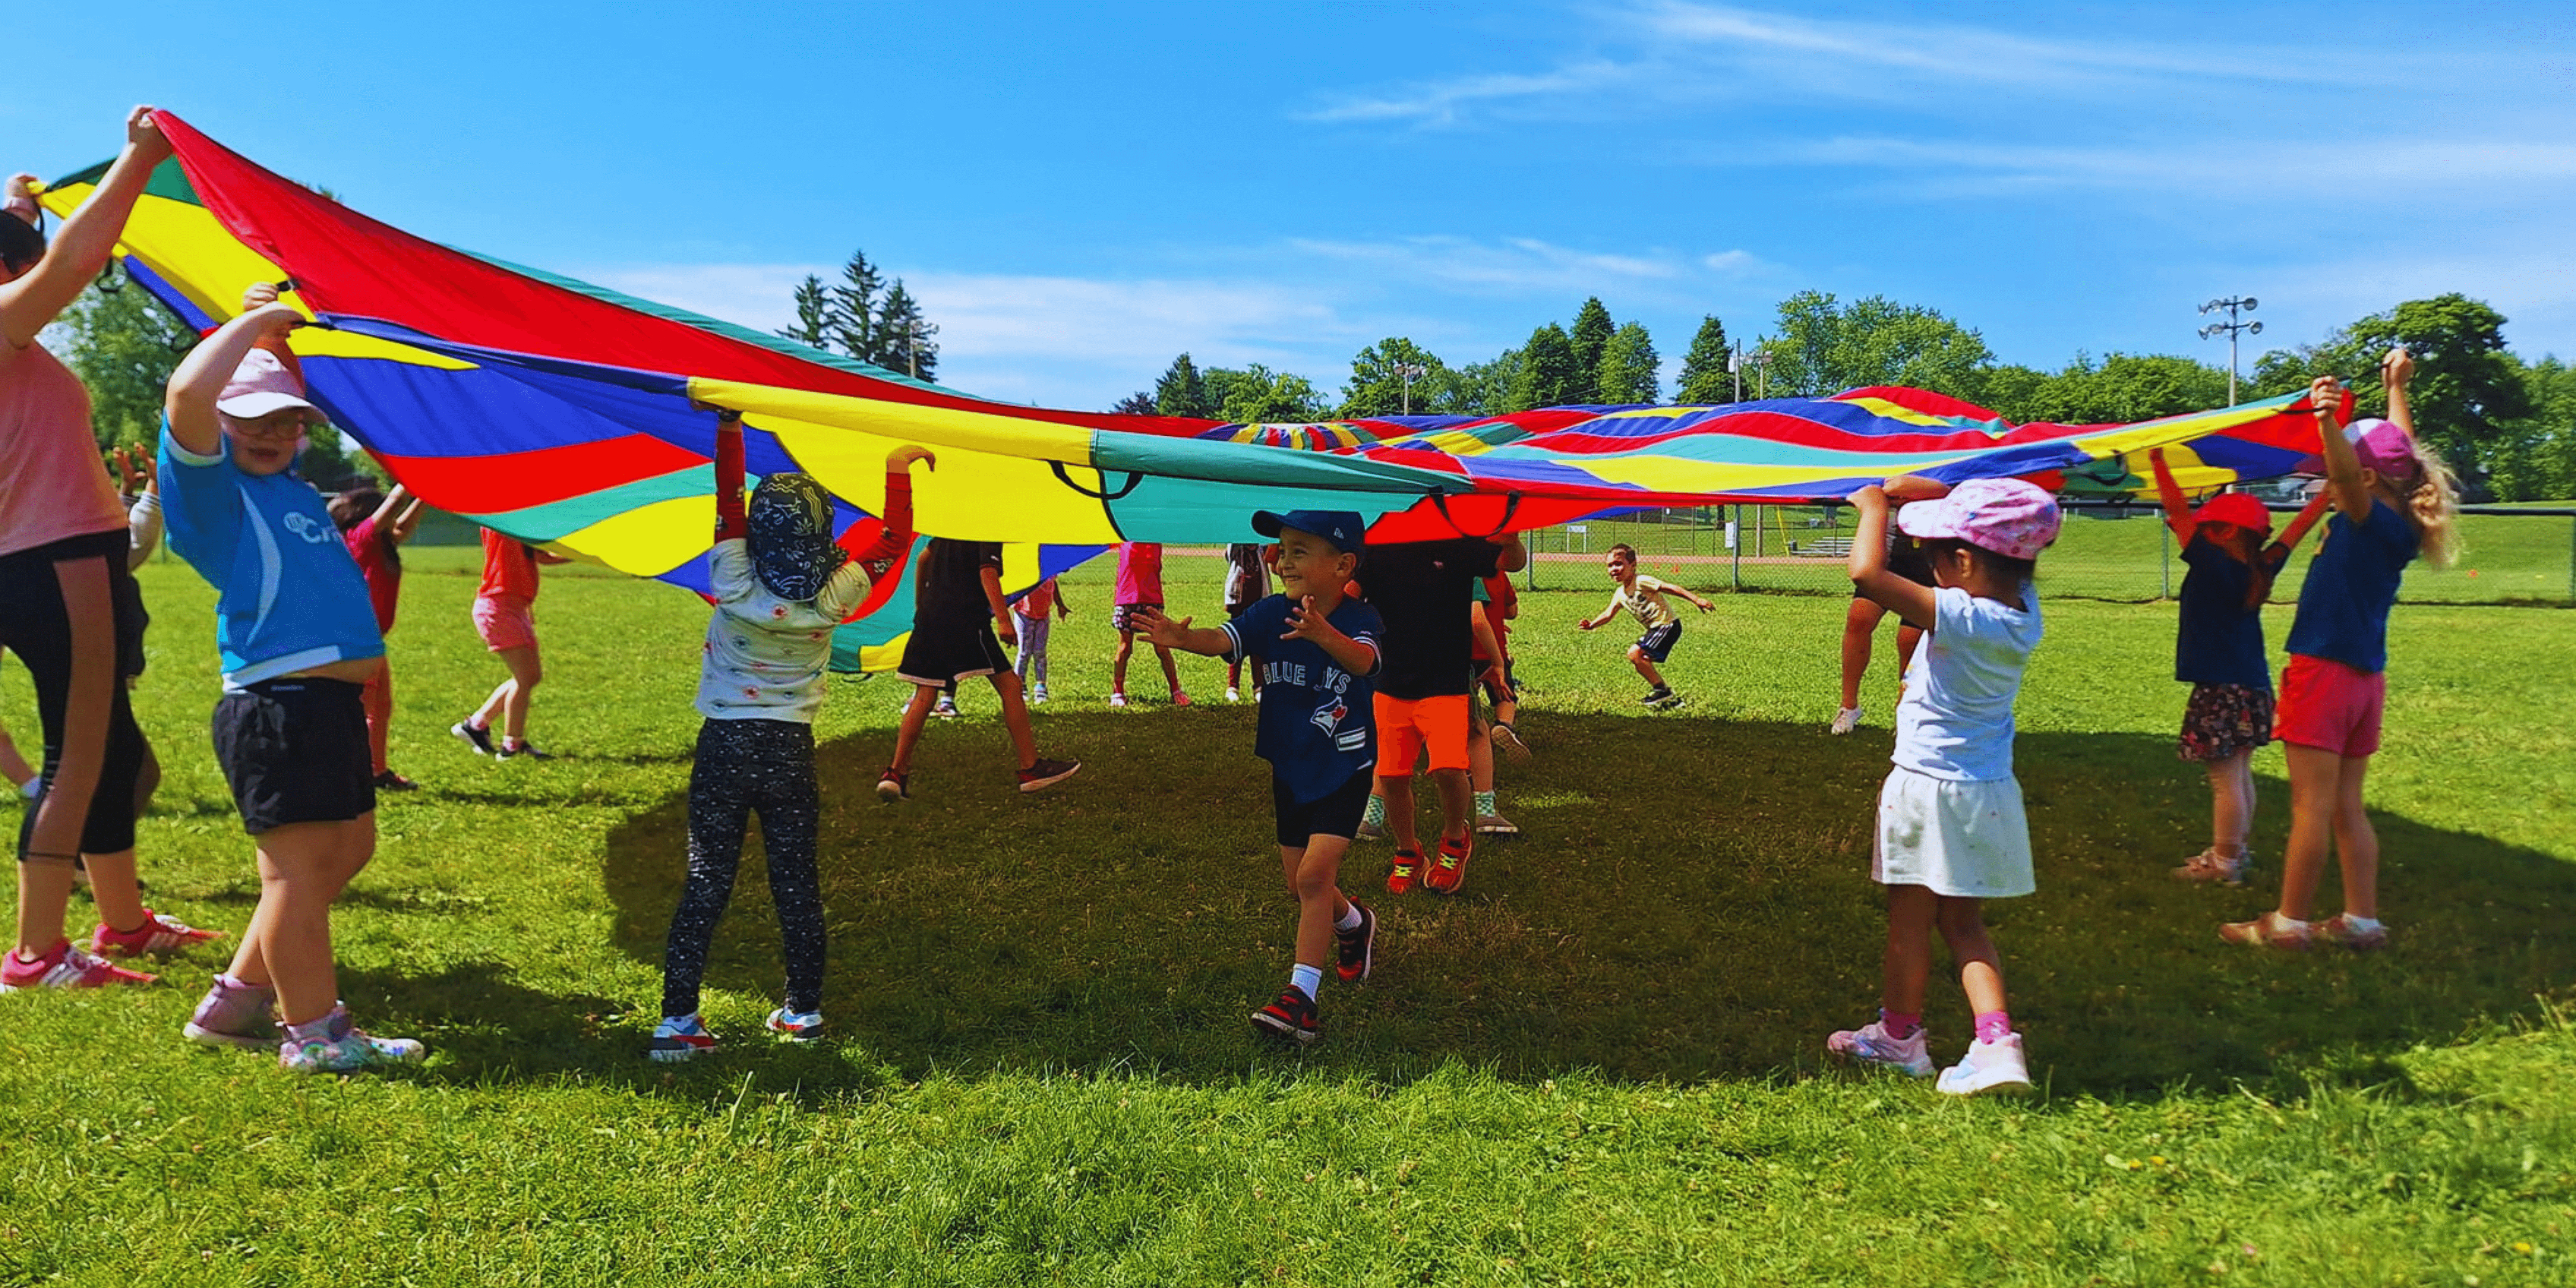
2197,296,2262,405
1392,361,1428,415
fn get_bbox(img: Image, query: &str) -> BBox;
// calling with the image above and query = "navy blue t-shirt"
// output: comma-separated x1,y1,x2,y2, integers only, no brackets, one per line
2285,501,2416,674
2174,534,2288,688
1221,594,1383,803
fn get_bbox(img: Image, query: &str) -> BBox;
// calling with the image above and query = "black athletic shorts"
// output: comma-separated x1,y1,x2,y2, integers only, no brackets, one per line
3,532,153,860
1272,767,1374,849
1635,621,1682,664
212,678,375,834
1856,540,1938,597
897,618,1011,687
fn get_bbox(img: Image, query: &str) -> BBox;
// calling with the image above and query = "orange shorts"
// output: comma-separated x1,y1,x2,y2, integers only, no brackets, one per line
1373,692,1471,774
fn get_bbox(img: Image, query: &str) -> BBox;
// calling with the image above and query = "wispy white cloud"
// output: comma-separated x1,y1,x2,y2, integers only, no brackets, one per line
1629,1,2324,89
1298,61,1634,127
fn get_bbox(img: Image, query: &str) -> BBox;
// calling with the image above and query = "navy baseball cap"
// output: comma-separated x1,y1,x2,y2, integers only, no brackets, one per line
1253,509,1367,553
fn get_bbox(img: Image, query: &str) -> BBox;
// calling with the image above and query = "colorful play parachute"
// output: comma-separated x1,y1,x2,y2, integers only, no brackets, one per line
41,113,2336,664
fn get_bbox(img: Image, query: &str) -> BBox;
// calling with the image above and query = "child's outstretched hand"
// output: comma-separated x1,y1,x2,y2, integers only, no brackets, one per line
2380,347,2414,387
1881,475,1949,501
242,282,282,312
887,445,937,472
1280,595,1344,644
1129,606,1188,648
111,446,145,495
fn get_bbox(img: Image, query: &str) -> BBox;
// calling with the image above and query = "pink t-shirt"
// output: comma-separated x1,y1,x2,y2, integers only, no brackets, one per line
1114,542,1164,605
0,342,124,558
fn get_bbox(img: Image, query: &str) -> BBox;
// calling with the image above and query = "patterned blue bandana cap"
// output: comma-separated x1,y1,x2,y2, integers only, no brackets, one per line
746,473,847,601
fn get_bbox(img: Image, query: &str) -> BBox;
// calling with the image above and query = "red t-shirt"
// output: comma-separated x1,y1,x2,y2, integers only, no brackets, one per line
344,516,401,633
479,527,540,602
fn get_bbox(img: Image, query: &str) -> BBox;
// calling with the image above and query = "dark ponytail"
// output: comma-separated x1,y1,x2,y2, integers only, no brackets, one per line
0,216,43,275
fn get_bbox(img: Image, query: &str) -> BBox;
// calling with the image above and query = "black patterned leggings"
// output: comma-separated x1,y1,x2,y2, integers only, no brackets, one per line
660,718,825,1018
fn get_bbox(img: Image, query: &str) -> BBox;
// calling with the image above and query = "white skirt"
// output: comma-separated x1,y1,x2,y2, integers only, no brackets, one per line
1872,766,2035,899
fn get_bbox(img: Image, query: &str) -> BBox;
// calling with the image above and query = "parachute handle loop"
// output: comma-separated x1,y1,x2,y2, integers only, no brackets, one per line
1429,491,1521,539
1051,460,1145,501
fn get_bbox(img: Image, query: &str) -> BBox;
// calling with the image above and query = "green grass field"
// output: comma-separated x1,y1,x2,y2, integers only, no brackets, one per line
3,547,2572,1285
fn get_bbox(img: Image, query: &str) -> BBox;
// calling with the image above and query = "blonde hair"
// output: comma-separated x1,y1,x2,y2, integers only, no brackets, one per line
2387,439,2464,569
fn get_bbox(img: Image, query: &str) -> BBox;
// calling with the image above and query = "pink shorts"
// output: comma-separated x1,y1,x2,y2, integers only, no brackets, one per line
2272,653,2384,758
473,595,537,653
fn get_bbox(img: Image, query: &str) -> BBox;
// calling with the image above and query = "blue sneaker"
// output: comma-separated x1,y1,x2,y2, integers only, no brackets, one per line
647,1014,716,1062
765,1008,825,1043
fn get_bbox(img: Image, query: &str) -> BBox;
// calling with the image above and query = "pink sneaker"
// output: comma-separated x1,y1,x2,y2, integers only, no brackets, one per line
92,909,224,957
0,940,156,991
2219,911,2312,950
2312,914,2390,951
1826,1020,1935,1077
1169,691,1192,708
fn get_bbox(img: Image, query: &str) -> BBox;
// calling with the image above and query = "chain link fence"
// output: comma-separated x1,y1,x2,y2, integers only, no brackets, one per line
1515,503,2576,606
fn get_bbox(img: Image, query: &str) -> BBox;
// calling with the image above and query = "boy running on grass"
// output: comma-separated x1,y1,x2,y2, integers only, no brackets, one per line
1133,511,1382,1044
1578,542,1711,708
878,538,1079,800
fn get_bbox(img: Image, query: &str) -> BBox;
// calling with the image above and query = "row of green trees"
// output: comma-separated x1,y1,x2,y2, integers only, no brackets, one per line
1119,290,2575,502
44,260,2575,501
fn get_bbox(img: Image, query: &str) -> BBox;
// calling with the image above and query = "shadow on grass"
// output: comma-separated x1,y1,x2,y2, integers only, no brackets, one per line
574,708,2574,1097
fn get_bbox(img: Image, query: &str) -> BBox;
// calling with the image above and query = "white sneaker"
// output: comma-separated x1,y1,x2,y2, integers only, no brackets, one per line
1825,1020,1933,1076
1936,1033,2032,1096
1829,707,1862,736
1030,682,1049,705
1108,692,1128,709
1225,686,1241,703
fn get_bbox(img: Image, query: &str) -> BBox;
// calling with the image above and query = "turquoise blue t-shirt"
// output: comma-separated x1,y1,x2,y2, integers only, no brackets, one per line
2284,500,2415,675
160,420,385,688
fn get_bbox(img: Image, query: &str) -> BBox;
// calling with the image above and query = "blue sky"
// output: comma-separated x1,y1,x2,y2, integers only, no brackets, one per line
11,1,2572,410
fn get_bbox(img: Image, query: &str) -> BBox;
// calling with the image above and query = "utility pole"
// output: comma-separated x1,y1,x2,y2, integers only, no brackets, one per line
1392,361,1427,415
2198,296,2261,405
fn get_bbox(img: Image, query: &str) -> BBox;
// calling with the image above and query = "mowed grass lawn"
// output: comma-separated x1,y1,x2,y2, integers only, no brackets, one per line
2,545,2572,1285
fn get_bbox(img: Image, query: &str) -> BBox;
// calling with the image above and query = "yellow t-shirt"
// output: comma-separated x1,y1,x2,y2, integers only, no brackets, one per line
1611,575,1682,629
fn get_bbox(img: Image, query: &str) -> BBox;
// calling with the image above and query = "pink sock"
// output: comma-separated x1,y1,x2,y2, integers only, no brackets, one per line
1974,1010,2012,1045
1879,1009,1922,1040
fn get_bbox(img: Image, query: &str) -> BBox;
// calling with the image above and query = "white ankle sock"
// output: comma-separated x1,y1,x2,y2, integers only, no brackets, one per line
1335,904,1364,932
1290,964,1323,1001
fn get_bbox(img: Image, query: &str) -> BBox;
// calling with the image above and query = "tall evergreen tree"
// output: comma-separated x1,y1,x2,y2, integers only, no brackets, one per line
1509,324,1578,411
876,280,939,381
1597,321,1661,404
1675,314,1733,404
1109,391,1157,416
778,274,833,349
1568,296,1615,404
1153,353,1213,419
829,251,884,363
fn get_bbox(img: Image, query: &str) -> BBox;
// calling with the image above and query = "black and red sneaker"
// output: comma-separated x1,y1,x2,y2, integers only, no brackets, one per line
1016,757,1081,794
875,767,910,803
1251,986,1319,1044
1386,849,1423,895
1336,900,1376,984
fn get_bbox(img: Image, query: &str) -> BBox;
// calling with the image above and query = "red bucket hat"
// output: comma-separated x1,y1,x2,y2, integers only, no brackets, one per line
2193,492,2272,535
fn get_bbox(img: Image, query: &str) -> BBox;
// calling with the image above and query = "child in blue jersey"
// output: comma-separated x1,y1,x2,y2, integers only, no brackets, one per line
1134,510,1383,1044
1828,476,2058,1097
2149,449,2329,887
2222,357,2461,952
158,292,422,1074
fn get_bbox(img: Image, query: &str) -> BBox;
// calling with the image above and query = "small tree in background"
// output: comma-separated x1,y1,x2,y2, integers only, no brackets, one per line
778,275,833,350
1674,315,1733,405
1153,353,1213,419
1567,297,1614,404
1509,323,1578,411
1596,321,1661,405
56,266,192,449
1109,391,1157,416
